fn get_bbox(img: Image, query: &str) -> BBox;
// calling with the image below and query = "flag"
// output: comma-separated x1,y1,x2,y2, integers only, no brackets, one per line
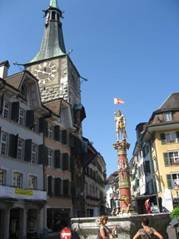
113,97,125,104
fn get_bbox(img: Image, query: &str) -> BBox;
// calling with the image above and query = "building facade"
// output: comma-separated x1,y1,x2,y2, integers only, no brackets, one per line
0,62,47,239
0,0,106,237
130,93,179,212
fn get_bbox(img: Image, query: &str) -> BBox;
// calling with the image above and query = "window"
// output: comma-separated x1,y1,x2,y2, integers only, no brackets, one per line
3,101,10,119
163,112,172,122
0,169,6,185
31,143,38,163
63,180,69,196
13,172,23,188
52,11,56,20
17,138,25,160
48,149,54,167
48,125,54,138
29,175,37,189
160,132,179,144
164,151,179,166
1,131,8,156
167,173,179,189
18,107,25,125
32,118,39,133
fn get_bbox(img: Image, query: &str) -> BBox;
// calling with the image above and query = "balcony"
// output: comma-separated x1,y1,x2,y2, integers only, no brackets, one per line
0,185,47,201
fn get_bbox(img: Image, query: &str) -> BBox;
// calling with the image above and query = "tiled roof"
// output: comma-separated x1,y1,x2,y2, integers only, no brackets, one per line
4,72,24,89
160,93,179,110
44,99,62,115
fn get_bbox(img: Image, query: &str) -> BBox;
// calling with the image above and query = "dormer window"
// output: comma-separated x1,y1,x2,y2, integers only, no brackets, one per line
163,112,172,122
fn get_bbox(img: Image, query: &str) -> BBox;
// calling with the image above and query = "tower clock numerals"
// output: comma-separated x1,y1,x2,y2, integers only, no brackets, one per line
33,61,57,84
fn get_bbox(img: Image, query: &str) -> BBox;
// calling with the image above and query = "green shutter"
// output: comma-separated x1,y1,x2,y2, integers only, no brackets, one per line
11,102,19,122
166,174,172,189
160,133,166,144
54,125,60,141
54,150,61,168
164,153,169,166
8,134,18,158
26,110,34,129
24,139,32,162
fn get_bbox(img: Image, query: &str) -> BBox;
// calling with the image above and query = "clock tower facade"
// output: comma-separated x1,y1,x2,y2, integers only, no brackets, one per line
25,0,81,107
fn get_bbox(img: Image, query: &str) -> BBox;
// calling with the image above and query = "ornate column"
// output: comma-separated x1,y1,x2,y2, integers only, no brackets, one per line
113,110,131,213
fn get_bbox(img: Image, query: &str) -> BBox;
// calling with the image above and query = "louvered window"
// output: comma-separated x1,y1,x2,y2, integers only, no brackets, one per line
3,100,10,119
1,131,8,156
17,138,25,160
0,169,6,185
48,149,54,167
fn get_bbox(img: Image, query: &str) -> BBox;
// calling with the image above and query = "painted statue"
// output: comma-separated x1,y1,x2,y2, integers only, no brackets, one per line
114,110,127,141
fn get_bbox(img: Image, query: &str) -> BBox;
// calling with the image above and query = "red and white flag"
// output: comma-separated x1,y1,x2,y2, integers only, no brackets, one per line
113,97,125,104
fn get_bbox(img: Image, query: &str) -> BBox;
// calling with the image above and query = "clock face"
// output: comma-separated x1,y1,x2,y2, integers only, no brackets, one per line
33,61,57,84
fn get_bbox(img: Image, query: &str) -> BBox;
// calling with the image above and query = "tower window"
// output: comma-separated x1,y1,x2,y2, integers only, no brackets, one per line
52,11,56,20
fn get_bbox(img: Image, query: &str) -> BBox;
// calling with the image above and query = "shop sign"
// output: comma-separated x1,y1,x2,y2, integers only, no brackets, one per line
15,188,33,196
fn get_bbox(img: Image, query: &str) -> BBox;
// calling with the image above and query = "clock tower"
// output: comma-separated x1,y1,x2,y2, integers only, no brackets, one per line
25,0,81,108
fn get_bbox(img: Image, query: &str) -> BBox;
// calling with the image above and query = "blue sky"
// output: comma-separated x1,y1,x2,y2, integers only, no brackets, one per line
1,0,179,176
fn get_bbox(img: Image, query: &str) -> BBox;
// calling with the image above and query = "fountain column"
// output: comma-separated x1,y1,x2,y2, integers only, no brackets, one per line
113,110,131,213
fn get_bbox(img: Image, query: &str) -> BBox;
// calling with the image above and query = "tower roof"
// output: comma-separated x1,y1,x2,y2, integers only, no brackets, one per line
29,0,66,63
50,0,59,8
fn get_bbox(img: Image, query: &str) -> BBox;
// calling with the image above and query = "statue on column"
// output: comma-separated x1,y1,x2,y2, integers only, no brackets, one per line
114,110,127,142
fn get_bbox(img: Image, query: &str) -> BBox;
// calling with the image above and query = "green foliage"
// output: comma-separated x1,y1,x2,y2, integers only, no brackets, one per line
170,207,179,220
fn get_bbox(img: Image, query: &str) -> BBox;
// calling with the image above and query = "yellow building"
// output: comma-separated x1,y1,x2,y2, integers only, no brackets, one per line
131,93,179,212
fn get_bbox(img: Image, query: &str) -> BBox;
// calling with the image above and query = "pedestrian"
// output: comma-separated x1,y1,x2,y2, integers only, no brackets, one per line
97,215,116,239
144,198,152,214
132,217,164,239
71,224,81,239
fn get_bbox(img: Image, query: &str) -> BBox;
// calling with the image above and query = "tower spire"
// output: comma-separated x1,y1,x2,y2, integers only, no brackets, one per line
29,0,66,63
50,0,59,8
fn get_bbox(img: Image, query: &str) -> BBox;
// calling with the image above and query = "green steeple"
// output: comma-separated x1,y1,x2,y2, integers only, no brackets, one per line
29,0,66,63
50,0,58,8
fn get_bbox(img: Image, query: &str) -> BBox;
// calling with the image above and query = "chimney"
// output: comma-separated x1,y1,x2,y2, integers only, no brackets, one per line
0,61,10,79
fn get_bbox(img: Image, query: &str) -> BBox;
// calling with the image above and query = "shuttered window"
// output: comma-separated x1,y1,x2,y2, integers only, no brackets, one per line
54,150,61,168
38,145,48,165
39,118,48,136
63,180,69,196
54,178,61,196
26,110,34,129
163,153,169,166
1,131,8,156
11,102,19,122
0,94,4,114
54,126,60,141
17,138,25,160
8,134,18,158
160,133,166,144
48,176,53,196
24,139,32,162
62,153,69,171
61,130,67,144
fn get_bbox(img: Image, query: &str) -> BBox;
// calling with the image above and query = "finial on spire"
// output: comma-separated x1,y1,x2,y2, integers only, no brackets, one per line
50,0,59,8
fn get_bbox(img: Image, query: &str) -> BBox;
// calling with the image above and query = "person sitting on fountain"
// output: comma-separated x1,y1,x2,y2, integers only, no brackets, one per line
132,217,164,239
97,215,117,239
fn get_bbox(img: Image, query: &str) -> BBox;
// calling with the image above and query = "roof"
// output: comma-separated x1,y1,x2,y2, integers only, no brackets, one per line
43,99,62,115
159,93,179,110
106,171,118,184
29,0,66,63
50,0,59,8
4,72,24,89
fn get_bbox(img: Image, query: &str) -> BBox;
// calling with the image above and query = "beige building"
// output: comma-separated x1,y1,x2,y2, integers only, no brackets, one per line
131,93,179,212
